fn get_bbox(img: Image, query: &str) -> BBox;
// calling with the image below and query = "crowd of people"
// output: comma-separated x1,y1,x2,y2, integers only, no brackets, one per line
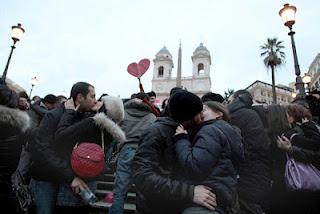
0,80,320,214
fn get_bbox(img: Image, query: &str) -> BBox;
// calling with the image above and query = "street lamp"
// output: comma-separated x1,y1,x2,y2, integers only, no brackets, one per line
1,23,25,84
29,76,39,98
302,73,312,92
279,3,305,97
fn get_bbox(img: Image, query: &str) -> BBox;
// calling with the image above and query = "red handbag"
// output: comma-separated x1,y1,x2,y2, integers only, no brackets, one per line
71,131,105,178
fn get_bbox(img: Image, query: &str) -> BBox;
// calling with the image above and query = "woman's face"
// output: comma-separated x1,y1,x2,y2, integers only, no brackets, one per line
202,105,223,121
286,112,294,124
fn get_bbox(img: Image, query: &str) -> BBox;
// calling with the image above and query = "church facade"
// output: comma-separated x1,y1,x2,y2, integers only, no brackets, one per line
151,43,212,105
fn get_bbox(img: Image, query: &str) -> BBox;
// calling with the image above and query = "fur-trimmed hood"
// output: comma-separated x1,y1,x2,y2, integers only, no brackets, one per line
93,112,126,143
101,95,125,124
0,105,30,132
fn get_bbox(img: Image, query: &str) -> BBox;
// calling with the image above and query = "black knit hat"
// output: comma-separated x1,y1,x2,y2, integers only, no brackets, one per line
169,91,203,122
147,91,156,98
201,92,225,103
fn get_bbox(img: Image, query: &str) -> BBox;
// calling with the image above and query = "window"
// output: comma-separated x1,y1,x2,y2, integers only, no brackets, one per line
158,66,164,77
198,63,204,75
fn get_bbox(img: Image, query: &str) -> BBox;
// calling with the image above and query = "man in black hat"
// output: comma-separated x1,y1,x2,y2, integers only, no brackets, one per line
133,90,217,214
147,91,161,114
28,94,59,128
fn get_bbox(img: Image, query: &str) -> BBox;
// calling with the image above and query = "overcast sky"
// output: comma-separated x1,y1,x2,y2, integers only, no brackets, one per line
1,0,319,98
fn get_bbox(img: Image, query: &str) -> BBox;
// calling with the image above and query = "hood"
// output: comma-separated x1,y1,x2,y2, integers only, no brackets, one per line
92,112,126,143
101,95,124,124
30,101,48,117
0,105,30,132
228,93,253,113
124,98,152,117
154,116,179,128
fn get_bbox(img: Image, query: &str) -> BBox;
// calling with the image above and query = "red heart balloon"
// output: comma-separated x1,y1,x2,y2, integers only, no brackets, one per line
127,58,150,78
127,63,140,77
138,59,150,75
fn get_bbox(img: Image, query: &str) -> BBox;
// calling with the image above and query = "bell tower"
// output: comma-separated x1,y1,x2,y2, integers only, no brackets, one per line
191,43,211,77
152,46,174,80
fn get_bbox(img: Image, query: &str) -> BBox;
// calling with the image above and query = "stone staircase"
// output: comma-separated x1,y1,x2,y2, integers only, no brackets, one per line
89,169,136,214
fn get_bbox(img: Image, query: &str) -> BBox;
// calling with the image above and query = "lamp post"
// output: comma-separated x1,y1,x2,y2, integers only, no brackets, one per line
302,73,311,92
279,3,305,98
29,76,39,98
1,23,25,84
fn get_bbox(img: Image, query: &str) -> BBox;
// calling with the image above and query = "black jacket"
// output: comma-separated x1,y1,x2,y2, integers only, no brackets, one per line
287,121,320,169
229,96,271,207
173,119,243,211
54,109,126,161
29,105,76,183
132,117,194,214
28,101,48,129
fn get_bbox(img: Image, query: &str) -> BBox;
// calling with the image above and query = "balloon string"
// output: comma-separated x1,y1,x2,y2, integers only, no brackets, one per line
138,77,144,92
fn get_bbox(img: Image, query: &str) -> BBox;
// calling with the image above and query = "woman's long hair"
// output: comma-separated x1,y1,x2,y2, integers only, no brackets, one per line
267,104,290,140
287,103,312,123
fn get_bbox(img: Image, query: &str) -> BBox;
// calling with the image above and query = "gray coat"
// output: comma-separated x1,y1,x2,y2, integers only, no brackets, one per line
119,99,156,149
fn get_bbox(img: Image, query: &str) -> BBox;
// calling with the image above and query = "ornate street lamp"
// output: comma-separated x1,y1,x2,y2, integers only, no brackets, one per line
1,23,25,84
29,76,39,98
279,3,305,97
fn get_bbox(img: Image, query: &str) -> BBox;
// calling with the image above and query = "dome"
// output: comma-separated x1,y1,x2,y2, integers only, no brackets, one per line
156,46,172,58
193,43,210,55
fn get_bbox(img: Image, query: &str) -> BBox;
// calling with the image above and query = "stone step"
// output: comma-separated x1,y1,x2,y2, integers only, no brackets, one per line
103,173,115,182
96,181,136,193
90,200,136,214
95,189,136,204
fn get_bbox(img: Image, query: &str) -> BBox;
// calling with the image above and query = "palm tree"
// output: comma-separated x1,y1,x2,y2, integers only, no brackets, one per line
224,88,234,102
260,38,285,104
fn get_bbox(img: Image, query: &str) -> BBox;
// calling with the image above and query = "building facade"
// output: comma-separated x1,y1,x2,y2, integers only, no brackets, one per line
246,80,294,105
307,53,320,91
151,43,212,105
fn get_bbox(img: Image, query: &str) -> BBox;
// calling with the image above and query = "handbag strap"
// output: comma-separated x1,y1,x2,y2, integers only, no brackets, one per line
101,130,105,155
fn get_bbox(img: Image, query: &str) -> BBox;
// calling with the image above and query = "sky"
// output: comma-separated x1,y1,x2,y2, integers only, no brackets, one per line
0,0,319,99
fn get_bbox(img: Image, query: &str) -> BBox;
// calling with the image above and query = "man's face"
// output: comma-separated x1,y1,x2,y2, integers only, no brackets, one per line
18,97,29,111
78,86,97,112
192,112,203,126
45,102,59,110
150,96,156,105
181,112,203,129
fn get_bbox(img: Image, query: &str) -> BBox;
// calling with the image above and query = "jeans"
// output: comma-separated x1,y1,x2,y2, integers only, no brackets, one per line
109,146,136,214
31,179,97,213
56,181,97,207
31,179,58,214
105,140,117,171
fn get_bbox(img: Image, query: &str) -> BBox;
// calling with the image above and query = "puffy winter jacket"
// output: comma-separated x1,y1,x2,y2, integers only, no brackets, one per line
133,117,194,214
